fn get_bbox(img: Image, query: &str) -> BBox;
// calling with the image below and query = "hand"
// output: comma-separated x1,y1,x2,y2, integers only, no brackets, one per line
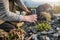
26,10,31,14
22,15,37,22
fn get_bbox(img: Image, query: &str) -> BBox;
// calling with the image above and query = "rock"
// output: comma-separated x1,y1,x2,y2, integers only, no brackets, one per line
32,34,38,40
45,36,50,40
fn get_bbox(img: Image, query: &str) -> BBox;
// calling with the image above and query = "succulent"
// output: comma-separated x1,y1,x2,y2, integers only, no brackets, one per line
9,28,26,40
36,22,51,31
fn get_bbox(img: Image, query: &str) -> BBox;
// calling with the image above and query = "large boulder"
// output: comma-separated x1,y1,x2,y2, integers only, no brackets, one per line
36,3,53,22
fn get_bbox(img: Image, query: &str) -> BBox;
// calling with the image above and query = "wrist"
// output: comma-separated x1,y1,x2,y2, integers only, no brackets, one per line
21,15,27,21
26,10,31,13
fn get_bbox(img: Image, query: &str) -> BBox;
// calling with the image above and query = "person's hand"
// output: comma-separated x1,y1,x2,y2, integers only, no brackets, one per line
22,15,37,22
26,10,31,14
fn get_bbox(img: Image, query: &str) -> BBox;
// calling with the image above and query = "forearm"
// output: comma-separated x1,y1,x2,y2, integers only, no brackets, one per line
14,0,29,12
0,9,23,22
2,11,23,22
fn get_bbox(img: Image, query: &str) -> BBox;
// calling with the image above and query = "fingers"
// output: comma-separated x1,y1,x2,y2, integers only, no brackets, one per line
22,15,37,23
29,15,37,22
26,10,31,14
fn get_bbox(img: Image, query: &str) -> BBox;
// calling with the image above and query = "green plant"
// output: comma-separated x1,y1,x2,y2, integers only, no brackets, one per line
0,28,26,40
9,28,26,40
36,22,51,31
